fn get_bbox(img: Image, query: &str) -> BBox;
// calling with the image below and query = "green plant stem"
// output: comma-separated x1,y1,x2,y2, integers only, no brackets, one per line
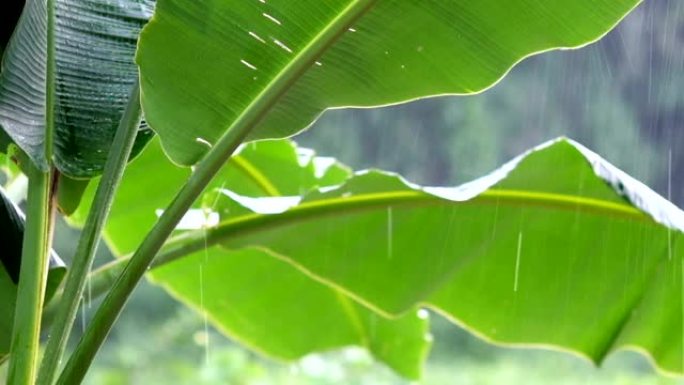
56,2,377,383
36,81,143,385
7,0,57,381
6,166,53,385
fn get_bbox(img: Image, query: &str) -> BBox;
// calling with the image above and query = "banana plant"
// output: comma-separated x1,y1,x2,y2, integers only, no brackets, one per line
0,0,648,384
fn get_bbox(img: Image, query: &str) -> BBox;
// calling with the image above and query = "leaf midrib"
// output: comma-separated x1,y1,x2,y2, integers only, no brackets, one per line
150,187,649,268
229,155,281,197
82,185,653,317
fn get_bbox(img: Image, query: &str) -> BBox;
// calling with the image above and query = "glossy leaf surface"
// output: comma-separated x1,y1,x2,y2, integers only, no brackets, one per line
69,139,430,378
190,138,682,376
150,247,430,379
137,0,641,166
0,0,154,177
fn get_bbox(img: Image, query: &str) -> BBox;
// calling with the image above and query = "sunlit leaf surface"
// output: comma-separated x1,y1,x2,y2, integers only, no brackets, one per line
69,138,350,254
202,138,684,376
137,0,641,166
150,247,430,379
69,139,431,378
79,135,684,378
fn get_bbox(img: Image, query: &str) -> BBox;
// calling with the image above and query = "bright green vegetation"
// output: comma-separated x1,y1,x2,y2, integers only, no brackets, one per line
6,0,684,384
72,135,684,378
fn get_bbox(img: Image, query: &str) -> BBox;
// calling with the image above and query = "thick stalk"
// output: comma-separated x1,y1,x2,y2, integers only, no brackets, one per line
55,1,377,383
7,0,57,380
36,81,143,385
6,166,53,385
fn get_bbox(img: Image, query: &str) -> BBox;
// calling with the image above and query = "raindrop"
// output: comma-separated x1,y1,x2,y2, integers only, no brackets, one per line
416,45,424,52
387,207,393,259
668,148,672,200
262,12,281,25
240,59,258,70
668,148,672,261
193,331,209,346
272,38,293,53
199,264,210,366
348,27,357,32
204,229,210,263
417,309,429,320
514,231,522,292
315,61,323,66
248,31,266,43
196,137,213,148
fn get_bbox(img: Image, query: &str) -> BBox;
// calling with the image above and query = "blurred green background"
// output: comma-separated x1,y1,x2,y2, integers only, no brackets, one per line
3,0,684,383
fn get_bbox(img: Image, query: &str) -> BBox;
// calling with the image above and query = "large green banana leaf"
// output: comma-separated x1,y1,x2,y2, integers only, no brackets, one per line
181,137,680,376
137,0,641,166
0,187,65,364
151,247,430,379
68,138,430,378
0,0,154,177
69,138,351,253
77,136,684,378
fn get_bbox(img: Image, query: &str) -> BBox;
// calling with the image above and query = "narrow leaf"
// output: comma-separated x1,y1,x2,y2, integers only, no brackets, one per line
68,138,350,254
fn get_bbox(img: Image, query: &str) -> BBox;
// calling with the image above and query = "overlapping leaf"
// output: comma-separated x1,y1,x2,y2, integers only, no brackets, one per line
150,247,430,379
167,138,681,376
85,136,684,377
137,0,641,166
70,139,431,378
0,0,155,177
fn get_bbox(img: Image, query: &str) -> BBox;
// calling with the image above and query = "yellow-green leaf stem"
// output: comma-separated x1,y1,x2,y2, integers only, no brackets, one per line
37,81,143,385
